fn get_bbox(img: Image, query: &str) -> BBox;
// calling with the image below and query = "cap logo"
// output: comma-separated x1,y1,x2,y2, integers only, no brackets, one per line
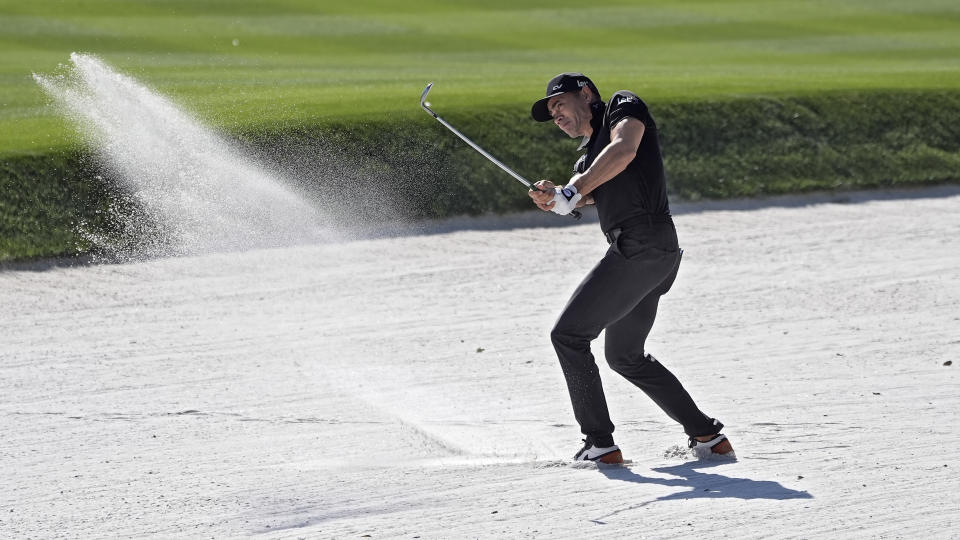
553,80,587,92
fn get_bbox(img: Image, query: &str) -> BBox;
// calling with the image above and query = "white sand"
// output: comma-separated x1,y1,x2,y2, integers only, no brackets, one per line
2,187,958,538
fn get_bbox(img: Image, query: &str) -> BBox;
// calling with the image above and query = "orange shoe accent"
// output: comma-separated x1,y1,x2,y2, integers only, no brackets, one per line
711,439,734,455
598,449,624,464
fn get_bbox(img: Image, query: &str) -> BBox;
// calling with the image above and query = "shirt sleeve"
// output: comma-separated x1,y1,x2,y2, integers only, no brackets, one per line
607,91,655,129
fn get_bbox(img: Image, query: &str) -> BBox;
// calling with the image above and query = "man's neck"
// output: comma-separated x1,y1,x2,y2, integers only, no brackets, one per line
577,101,604,149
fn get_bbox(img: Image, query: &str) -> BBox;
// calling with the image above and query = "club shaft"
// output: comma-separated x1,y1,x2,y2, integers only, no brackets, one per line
428,114,533,189
421,83,580,219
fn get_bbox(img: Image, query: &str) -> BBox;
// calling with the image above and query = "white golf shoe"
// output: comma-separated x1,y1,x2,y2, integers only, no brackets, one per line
573,438,624,464
688,433,736,459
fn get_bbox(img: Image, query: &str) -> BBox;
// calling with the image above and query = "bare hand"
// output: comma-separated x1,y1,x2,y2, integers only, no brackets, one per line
529,180,557,211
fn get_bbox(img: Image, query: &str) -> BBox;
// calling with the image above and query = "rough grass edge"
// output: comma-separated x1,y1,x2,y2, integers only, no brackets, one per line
2,89,960,263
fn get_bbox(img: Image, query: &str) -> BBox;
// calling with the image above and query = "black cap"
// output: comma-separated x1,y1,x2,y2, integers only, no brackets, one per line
531,72,600,122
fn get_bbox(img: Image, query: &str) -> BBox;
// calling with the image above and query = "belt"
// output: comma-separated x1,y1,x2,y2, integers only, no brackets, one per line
604,214,673,244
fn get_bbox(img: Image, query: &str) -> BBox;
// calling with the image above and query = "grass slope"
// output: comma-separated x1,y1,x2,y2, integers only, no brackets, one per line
3,0,960,155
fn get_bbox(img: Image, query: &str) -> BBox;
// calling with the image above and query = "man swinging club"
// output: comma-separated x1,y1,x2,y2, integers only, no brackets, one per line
528,73,734,463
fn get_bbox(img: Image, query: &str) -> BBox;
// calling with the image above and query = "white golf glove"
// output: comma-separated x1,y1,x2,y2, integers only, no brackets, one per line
549,184,582,215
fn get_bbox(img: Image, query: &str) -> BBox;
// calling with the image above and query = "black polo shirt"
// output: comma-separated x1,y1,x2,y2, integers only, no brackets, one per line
573,90,670,233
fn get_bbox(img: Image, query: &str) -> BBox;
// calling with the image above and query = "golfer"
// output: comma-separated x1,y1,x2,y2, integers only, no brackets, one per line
528,73,734,463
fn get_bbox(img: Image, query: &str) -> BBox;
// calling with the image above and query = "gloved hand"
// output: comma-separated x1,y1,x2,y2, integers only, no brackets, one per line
549,184,582,215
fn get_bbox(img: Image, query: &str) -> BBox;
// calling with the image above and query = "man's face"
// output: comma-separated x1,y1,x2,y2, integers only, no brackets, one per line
547,89,591,138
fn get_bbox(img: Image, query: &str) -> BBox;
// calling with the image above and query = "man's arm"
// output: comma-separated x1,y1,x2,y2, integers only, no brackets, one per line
568,117,644,196
528,116,642,213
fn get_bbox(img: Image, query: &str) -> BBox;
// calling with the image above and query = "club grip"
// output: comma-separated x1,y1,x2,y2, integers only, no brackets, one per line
531,184,582,220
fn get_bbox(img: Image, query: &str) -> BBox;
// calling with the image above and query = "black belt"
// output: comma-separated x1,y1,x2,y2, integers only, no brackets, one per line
604,214,673,244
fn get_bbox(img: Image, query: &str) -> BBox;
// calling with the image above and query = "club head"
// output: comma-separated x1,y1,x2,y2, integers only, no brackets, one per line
420,82,436,116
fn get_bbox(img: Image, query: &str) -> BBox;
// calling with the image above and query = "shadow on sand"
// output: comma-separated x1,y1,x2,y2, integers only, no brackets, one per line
357,182,960,239
589,459,812,523
5,183,957,273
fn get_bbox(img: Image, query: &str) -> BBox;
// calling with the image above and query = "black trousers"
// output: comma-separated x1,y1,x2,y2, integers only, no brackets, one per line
550,220,721,446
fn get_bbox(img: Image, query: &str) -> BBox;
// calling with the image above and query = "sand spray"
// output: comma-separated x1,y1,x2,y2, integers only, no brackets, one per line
34,53,337,260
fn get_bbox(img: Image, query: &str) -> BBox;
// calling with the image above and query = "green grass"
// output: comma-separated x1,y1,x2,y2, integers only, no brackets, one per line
3,0,960,155
2,0,960,261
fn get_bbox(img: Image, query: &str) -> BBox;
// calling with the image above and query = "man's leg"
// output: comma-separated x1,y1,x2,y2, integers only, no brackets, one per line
551,246,678,446
603,264,722,438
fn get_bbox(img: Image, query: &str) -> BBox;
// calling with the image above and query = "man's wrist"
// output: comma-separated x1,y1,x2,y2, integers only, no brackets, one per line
568,174,585,196
551,184,582,215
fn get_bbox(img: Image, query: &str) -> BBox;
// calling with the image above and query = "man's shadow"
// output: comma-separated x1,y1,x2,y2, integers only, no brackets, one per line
590,459,812,523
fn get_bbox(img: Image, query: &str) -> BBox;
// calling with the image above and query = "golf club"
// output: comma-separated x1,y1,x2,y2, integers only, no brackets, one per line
420,83,581,220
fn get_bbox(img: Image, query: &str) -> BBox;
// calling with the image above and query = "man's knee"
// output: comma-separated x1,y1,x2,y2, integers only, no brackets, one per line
550,319,597,357
605,349,632,374
550,323,579,349
606,350,655,377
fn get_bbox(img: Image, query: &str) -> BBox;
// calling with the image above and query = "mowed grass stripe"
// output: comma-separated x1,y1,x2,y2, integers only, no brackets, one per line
3,1,960,155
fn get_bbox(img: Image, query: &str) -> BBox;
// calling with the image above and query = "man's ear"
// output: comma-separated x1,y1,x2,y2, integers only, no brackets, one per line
581,86,594,103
